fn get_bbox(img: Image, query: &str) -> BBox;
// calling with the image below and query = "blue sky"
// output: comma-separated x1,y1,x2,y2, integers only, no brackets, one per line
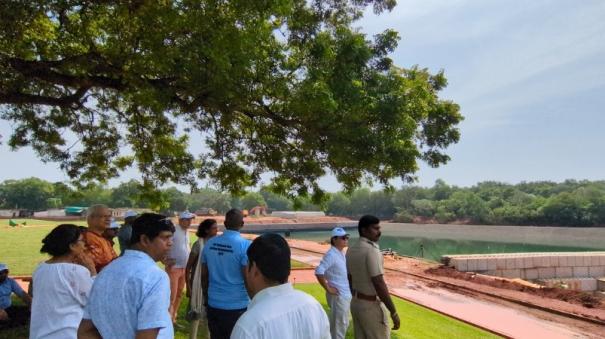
1,0,604,191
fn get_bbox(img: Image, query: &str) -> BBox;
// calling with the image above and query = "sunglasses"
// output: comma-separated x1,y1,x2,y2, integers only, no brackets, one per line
338,235,350,240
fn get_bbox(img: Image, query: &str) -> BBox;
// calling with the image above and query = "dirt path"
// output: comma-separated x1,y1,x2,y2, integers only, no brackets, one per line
287,239,605,339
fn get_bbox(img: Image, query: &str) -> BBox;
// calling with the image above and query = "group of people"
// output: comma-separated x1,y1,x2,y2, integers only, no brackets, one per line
0,203,400,339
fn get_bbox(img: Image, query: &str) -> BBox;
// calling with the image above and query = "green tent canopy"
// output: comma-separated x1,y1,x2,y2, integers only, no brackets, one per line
65,206,87,216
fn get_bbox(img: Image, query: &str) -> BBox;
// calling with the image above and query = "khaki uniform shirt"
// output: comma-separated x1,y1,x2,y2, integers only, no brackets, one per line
346,237,384,295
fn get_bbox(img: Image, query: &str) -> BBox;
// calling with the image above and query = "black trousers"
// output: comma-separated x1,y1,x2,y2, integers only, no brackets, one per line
206,305,246,339
0,305,30,330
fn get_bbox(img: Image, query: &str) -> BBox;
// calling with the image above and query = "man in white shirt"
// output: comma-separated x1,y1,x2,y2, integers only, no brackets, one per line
316,227,352,339
166,211,195,323
231,233,330,339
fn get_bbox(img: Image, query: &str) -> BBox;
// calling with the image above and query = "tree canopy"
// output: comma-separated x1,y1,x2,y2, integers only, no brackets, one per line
0,0,462,201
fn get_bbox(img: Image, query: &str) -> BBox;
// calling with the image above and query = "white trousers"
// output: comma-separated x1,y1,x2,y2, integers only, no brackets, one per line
326,293,352,339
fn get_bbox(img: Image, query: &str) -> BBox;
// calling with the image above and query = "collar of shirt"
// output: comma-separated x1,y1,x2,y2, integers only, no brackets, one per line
222,229,241,237
123,249,155,264
329,246,346,258
360,237,379,249
249,283,292,309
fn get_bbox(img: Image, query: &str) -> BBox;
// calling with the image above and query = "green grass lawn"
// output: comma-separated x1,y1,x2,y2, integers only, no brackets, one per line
0,220,500,339
1,223,85,275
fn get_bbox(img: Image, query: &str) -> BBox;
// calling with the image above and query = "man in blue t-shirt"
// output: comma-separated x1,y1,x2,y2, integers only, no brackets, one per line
201,209,251,339
0,263,31,329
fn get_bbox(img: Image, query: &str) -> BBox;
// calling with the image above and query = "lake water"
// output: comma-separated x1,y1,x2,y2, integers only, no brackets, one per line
286,223,605,262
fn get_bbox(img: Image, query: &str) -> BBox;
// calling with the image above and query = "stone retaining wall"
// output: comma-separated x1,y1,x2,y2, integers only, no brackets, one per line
443,252,605,291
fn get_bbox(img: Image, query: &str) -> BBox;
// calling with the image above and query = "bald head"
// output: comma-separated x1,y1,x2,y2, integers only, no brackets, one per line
224,209,244,230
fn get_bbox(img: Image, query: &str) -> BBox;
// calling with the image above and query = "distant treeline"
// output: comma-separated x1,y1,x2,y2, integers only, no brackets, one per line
1,178,605,226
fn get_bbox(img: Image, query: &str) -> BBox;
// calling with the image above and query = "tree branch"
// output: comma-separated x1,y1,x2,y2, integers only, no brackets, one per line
0,86,89,108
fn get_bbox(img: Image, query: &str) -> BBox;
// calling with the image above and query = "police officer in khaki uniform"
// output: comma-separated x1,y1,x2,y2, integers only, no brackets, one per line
346,215,400,338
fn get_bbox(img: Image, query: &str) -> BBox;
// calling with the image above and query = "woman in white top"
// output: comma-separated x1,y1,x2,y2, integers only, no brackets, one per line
185,218,218,339
30,224,96,339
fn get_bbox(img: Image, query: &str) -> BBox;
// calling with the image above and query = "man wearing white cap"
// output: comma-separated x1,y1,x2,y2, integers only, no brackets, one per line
102,220,121,246
315,227,352,339
0,263,32,329
166,211,196,323
117,210,138,254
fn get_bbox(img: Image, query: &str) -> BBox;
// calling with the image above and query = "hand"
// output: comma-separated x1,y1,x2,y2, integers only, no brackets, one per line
74,253,97,276
391,312,400,330
0,309,9,321
326,286,339,295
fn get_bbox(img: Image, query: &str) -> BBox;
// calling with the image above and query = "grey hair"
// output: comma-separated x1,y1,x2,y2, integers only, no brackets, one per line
86,204,110,223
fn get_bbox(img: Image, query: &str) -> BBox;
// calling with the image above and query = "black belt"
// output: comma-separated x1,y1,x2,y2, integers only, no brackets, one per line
352,290,378,301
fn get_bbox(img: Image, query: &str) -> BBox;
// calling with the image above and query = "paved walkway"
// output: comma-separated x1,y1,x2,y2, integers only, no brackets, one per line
290,249,600,339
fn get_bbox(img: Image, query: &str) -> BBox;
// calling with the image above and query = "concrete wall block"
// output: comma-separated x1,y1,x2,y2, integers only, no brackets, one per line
597,278,605,291
580,279,597,292
558,256,570,267
449,258,458,268
590,256,601,266
600,256,605,266
456,259,468,272
538,267,556,279
502,269,522,279
467,259,478,272
573,266,589,277
487,259,497,270
573,256,584,267
555,267,573,278
588,266,605,278
514,257,523,269
525,268,539,280
582,255,591,266
484,270,499,277
477,259,488,271
505,258,516,269
496,258,507,270
549,256,559,267
519,257,530,269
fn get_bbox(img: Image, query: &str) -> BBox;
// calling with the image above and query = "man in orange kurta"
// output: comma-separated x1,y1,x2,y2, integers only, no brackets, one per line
84,204,117,272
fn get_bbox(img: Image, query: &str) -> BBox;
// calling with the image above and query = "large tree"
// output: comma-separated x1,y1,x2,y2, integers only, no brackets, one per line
0,177,54,210
0,0,462,202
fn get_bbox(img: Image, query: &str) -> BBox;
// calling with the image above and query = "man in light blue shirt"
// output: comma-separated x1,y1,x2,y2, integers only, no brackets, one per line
78,213,175,339
0,263,31,329
315,227,352,339
201,208,250,339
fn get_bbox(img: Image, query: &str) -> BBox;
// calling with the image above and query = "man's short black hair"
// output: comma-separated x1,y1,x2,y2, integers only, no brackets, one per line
131,213,175,244
358,215,380,236
225,208,244,230
247,233,290,284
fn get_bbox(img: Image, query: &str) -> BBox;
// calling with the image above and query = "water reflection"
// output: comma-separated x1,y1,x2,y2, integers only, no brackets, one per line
286,225,605,262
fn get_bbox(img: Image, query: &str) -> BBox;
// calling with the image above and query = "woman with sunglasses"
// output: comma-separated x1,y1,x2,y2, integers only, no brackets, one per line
29,224,95,339
315,227,352,339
